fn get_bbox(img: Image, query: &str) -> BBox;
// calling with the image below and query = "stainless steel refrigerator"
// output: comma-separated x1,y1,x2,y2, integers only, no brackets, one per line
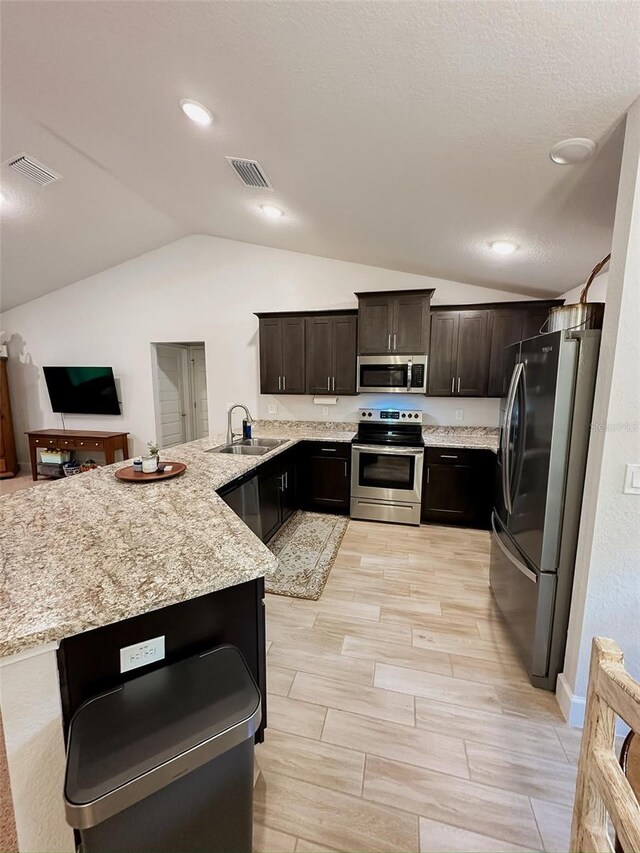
490,329,600,690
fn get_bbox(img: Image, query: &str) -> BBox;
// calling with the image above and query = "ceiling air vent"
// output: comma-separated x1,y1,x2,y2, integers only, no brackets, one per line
226,157,273,190
6,153,61,187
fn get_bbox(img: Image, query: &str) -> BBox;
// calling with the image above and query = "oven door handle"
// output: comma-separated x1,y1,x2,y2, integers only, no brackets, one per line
352,444,425,456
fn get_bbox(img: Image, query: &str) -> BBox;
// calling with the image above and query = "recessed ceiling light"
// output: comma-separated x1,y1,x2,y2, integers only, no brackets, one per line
260,204,284,220
179,99,213,126
490,240,517,256
549,138,596,165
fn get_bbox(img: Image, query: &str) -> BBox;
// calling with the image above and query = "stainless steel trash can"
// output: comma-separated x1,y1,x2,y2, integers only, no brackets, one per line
64,644,261,852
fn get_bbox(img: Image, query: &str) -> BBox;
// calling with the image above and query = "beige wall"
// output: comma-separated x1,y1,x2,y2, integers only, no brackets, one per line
1,235,529,463
559,97,640,725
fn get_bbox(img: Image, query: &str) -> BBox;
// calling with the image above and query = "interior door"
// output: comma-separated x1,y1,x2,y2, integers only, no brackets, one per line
155,344,188,448
189,345,209,440
428,312,459,395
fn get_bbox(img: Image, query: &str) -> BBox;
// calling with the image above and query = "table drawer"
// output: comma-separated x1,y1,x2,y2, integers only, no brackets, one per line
425,447,475,466
76,439,104,450
57,438,76,449
32,437,59,447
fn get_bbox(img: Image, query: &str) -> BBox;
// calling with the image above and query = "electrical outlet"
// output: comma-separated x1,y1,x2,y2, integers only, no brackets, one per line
268,402,278,414
455,408,464,421
623,463,640,495
322,406,329,417
120,636,165,674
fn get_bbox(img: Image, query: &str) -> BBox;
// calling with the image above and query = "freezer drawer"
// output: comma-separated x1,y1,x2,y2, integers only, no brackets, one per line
489,513,555,679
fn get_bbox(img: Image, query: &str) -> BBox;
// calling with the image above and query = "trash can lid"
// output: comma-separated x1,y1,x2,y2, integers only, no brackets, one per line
64,644,261,829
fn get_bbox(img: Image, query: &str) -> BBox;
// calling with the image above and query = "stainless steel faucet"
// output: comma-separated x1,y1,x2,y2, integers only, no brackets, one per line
226,403,254,445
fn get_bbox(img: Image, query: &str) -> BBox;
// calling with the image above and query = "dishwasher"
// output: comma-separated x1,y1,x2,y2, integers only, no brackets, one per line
218,470,263,540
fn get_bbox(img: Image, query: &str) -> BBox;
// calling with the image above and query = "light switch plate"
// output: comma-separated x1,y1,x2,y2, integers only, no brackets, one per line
120,636,165,673
455,409,464,421
623,463,640,495
322,406,329,417
268,402,278,414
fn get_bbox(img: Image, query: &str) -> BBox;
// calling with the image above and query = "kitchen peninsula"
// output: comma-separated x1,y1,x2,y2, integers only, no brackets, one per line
1,420,498,851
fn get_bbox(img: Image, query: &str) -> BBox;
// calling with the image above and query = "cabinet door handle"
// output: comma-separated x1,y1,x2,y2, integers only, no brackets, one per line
387,333,391,351
332,376,335,392
322,448,337,452
457,376,461,394
278,376,282,391
344,461,348,477
327,376,331,391
451,376,455,394
440,454,458,459
426,468,430,484
393,333,397,351
284,471,288,489
283,375,286,391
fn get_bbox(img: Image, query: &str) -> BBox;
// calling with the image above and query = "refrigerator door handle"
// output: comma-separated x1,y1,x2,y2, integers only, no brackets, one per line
503,362,524,515
491,513,537,583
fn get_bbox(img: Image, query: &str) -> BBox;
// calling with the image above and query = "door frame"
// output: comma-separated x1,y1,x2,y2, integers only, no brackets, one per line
151,342,209,448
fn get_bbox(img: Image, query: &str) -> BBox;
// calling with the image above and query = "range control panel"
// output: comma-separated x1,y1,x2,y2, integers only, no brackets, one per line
358,408,423,424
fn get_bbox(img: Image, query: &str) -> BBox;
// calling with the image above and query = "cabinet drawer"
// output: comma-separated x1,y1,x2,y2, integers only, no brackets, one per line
76,439,104,450
425,447,475,466
304,441,351,459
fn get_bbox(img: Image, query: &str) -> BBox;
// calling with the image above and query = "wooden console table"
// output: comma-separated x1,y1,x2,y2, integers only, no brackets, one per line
26,429,130,480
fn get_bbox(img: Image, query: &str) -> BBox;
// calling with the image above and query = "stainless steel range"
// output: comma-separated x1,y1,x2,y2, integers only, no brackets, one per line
350,408,424,526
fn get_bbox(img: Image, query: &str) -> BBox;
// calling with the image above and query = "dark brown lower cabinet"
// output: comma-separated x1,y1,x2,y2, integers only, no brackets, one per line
258,449,298,542
300,442,351,512
421,447,495,529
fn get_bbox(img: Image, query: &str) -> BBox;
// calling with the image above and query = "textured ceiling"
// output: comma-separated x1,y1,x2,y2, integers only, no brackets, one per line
1,1,638,310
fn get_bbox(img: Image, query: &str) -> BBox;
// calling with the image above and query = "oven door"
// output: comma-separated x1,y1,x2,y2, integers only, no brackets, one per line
357,356,411,393
351,444,424,504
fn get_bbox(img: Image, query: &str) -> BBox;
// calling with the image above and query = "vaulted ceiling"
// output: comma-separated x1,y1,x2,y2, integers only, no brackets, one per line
1,1,638,310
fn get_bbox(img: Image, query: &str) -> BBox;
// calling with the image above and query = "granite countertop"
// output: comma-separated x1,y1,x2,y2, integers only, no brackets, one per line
0,421,498,659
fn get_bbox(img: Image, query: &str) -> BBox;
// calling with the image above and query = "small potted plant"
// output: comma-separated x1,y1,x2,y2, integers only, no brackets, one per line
142,441,160,474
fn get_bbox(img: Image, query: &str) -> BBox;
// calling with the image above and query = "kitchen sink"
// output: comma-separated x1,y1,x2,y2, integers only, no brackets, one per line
207,437,288,455
215,444,270,455
239,438,288,448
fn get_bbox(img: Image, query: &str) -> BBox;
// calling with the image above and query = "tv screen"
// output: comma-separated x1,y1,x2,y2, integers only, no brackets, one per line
43,366,121,415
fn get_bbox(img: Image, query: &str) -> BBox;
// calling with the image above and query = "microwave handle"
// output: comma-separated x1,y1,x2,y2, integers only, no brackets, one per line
407,359,412,392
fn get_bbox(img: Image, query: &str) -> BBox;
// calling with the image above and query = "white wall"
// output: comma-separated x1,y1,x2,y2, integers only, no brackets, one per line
559,98,640,726
1,234,531,462
561,270,609,304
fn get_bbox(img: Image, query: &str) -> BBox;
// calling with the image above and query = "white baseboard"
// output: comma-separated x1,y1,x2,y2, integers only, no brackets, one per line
556,672,630,738
556,672,586,728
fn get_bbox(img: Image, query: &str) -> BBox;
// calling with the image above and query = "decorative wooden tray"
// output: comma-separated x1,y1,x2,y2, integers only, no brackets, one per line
115,462,187,483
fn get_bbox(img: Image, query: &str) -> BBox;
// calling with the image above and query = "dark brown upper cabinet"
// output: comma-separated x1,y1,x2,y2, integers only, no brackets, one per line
428,309,490,396
305,313,357,395
356,290,434,355
487,301,562,397
257,315,305,394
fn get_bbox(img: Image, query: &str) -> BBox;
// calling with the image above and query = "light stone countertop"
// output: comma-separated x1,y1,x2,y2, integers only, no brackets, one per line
0,421,497,658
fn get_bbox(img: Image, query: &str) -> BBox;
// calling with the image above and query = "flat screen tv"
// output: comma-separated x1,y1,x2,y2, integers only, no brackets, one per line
43,366,121,415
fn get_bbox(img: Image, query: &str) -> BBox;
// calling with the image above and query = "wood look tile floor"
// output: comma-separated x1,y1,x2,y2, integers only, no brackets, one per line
254,520,578,853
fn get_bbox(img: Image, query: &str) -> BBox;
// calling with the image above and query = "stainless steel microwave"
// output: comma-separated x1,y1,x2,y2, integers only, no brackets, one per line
357,355,427,394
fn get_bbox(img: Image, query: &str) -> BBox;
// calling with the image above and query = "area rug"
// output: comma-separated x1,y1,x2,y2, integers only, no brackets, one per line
266,511,349,600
